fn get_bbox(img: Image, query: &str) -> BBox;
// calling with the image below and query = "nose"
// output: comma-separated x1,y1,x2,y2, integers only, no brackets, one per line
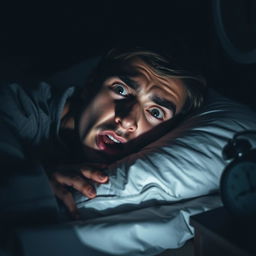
115,115,137,132
114,98,139,133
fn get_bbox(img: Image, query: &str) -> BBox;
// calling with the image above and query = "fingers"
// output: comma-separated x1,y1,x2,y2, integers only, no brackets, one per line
80,168,109,184
53,163,109,184
52,172,96,198
50,167,107,219
72,176,96,198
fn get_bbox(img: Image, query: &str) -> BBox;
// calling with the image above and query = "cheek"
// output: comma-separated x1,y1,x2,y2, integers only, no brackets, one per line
136,116,155,137
88,90,114,117
81,102,115,149
90,96,115,125
87,99,116,130
91,92,109,109
79,93,113,135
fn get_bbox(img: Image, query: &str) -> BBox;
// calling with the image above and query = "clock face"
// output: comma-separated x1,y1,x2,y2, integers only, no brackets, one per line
221,161,256,217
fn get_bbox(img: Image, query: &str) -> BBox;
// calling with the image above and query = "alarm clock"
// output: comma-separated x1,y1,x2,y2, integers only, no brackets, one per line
221,131,256,218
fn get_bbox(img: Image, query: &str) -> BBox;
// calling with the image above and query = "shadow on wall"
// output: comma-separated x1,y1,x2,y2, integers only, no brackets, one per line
0,1,210,86
206,0,256,109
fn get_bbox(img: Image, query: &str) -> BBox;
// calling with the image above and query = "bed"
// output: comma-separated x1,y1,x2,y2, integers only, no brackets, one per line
47,57,256,255
1,56,256,256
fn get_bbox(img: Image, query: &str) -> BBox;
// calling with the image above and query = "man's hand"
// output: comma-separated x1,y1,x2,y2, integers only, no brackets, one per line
49,165,108,219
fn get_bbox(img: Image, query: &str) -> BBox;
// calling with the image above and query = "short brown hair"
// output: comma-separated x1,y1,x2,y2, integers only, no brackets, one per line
86,47,207,115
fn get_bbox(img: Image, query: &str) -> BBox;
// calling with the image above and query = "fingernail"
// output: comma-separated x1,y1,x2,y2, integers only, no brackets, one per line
88,187,96,197
98,172,108,180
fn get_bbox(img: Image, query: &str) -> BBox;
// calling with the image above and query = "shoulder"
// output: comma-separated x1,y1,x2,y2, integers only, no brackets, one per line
0,82,54,119
0,82,57,142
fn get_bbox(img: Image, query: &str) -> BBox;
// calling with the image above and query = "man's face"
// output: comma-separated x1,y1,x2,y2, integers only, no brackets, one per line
78,58,187,159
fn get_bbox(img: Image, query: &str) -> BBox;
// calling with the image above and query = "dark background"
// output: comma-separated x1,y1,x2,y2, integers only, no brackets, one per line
0,0,255,107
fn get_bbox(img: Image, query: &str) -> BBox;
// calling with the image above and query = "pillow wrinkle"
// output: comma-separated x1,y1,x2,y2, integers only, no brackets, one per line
77,89,256,215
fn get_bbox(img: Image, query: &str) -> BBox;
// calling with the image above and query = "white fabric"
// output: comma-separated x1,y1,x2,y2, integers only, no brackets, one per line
73,90,256,255
75,195,221,256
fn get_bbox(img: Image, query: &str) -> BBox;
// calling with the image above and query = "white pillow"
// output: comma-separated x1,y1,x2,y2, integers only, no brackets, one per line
49,57,256,255
73,89,256,256
75,89,256,214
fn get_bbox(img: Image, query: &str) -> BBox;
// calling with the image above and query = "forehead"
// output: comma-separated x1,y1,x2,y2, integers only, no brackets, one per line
116,58,188,113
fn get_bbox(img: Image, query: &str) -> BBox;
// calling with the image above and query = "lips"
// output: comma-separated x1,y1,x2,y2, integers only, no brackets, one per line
96,130,127,155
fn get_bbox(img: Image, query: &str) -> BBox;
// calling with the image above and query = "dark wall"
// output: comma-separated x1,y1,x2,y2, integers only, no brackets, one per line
0,1,255,108
205,0,256,108
0,1,210,79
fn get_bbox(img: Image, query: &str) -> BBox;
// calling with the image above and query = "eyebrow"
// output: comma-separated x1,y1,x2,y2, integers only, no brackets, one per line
115,74,176,114
117,75,140,91
151,96,176,115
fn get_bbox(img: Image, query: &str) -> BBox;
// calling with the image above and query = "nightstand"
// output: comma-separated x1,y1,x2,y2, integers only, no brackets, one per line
190,207,256,256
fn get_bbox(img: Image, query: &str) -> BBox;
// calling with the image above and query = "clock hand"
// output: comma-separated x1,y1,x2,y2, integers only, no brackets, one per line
235,189,250,199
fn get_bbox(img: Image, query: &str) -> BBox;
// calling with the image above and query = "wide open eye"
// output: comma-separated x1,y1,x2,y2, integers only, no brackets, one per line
147,107,165,120
112,83,128,96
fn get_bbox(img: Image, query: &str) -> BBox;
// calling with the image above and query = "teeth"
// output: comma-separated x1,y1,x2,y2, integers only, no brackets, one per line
107,135,121,143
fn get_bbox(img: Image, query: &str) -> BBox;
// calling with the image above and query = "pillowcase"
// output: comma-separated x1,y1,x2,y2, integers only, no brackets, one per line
75,88,256,214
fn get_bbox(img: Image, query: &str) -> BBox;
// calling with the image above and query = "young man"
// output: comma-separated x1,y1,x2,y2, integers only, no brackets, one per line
0,48,206,220
50,48,206,217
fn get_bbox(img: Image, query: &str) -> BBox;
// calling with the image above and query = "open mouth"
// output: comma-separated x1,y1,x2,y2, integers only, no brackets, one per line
96,130,126,155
